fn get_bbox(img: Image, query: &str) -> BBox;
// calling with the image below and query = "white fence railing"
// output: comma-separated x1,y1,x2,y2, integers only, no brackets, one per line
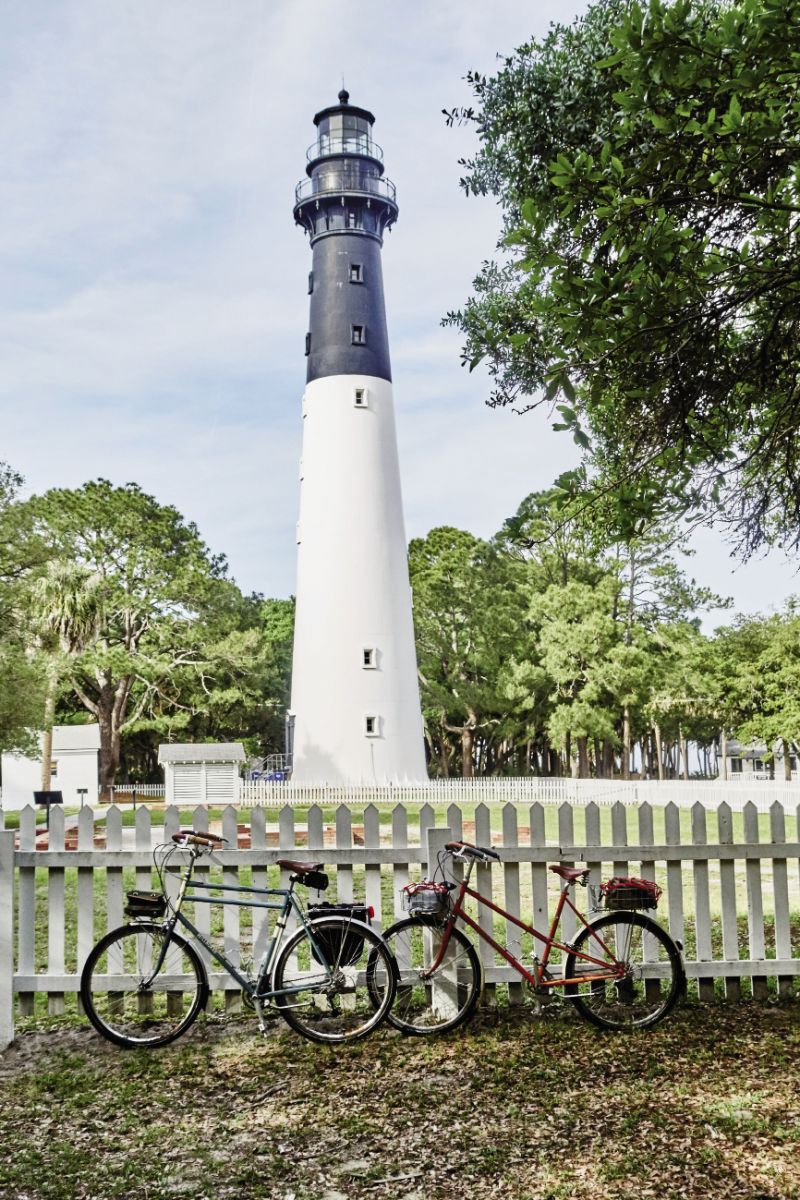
0,798,797,1049
238,777,800,814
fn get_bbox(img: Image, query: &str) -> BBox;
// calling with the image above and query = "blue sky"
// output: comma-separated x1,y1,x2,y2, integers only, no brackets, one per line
2,0,797,625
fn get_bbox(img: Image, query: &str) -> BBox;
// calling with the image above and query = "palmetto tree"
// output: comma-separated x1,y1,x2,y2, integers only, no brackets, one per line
33,561,103,789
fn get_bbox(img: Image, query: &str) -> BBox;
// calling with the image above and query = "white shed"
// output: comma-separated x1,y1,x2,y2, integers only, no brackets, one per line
158,743,246,805
1,724,101,810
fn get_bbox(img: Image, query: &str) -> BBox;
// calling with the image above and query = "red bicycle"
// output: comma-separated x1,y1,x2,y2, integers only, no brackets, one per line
379,840,683,1034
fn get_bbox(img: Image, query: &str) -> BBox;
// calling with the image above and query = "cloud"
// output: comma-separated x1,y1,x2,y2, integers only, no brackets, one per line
3,0,797,617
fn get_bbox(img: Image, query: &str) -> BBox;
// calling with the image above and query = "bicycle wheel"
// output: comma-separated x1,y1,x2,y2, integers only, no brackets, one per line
272,917,396,1044
80,923,208,1048
564,912,682,1031
377,917,481,1035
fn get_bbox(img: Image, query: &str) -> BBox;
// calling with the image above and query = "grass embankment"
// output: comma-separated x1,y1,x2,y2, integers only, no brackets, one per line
0,1004,797,1200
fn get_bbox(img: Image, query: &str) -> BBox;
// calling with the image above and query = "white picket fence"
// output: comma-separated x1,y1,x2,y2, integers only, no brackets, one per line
0,798,797,1049
238,777,800,814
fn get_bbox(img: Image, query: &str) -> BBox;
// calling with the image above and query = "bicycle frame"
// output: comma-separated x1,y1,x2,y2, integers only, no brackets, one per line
149,849,347,1003
430,858,626,990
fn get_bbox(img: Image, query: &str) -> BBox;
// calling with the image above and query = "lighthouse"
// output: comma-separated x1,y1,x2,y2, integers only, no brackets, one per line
289,91,426,784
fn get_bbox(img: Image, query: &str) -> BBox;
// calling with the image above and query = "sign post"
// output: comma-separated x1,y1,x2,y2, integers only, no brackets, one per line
33,791,64,833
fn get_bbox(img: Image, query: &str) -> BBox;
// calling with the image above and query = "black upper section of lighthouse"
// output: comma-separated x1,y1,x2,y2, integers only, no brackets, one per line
294,92,398,383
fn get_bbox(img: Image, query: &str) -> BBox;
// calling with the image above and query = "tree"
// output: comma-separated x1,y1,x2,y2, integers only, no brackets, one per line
27,480,230,789
31,561,103,787
409,527,525,776
446,0,800,555
0,464,47,755
715,608,800,779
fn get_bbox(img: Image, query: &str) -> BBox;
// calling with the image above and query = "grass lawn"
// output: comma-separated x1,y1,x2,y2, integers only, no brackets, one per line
0,1003,797,1199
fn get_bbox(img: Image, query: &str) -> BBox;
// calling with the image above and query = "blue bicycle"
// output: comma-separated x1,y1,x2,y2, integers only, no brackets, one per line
80,830,396,1047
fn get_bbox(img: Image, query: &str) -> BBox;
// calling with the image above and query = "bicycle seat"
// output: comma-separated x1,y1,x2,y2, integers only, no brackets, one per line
277,859,325,874
550,865,590,882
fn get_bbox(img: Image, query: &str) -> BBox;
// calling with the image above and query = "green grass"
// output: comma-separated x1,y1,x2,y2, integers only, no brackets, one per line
0,1004,798,1199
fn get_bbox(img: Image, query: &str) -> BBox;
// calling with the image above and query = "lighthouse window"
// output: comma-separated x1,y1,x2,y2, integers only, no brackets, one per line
347,212,357,229
305,332,311,356
362,647,377,668
349,263,363,284
308,271,314,294
351,324,365,345
364,715,379,737
353,388,368,408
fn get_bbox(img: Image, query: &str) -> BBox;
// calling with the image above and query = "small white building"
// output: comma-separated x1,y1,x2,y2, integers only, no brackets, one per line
1,724,101,810
158,743,245,805
721,738,797,780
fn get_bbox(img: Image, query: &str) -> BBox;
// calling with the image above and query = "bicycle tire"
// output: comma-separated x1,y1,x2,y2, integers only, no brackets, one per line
564,911,683,1031
80,922,208,1048
272,916,396,1044
377,917,482,1036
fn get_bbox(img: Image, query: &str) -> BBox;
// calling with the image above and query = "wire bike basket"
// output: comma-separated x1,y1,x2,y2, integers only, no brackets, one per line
402,879,452,919
599,876,662,911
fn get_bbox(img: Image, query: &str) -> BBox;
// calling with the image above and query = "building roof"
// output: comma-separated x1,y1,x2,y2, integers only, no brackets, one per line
52,724,101,752
158,742,246,765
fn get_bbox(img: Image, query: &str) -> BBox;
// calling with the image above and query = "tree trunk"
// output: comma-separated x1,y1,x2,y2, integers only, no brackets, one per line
98,714,121,793
576,736,590,779
654,724,664,781
40,658,60,791
622,706,631,780
719,728,727,781
679,725,689,781
461,727,474,779
784,738,793,782
593,737,603,778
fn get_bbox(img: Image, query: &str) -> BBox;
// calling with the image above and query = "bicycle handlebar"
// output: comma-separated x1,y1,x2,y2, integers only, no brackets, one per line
171,831,228,848
445,840,501,863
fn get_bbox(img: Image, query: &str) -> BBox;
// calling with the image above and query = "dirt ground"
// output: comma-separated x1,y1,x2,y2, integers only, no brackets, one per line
0,1002,798,1200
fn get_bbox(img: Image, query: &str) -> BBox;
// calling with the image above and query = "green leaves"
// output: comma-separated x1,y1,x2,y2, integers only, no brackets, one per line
447,0,800,557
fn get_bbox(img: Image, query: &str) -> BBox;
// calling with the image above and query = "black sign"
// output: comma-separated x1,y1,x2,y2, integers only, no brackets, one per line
33,791,64,806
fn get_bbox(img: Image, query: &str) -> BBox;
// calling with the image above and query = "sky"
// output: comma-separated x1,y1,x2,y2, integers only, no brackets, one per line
2,0,798,628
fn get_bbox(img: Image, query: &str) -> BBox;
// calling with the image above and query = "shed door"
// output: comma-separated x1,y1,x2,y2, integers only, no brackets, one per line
205,764,236,804
173,764,203,803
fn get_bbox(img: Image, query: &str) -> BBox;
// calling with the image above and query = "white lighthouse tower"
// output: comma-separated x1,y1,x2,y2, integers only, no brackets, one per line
289,91,426,784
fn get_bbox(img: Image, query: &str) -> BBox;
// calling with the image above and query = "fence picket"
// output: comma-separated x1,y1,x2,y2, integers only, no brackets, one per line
190,807,212,976
250,807,269,973
502,804,523,1004
530,804,549,943
307,805,325,910
744,802,768,1001
77,807,96,1001
391,805,408,922
335,806,353,905
222,806,241,1010
692,803,714,1001
17,807,36,1017
558,804,577,947
0,831,14,1049
664,803,685,948
717,802,740,1001
584,802,602,906
363,805,382,929
770,801,792,1000
475,803,496,1006
47,806,66,1016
